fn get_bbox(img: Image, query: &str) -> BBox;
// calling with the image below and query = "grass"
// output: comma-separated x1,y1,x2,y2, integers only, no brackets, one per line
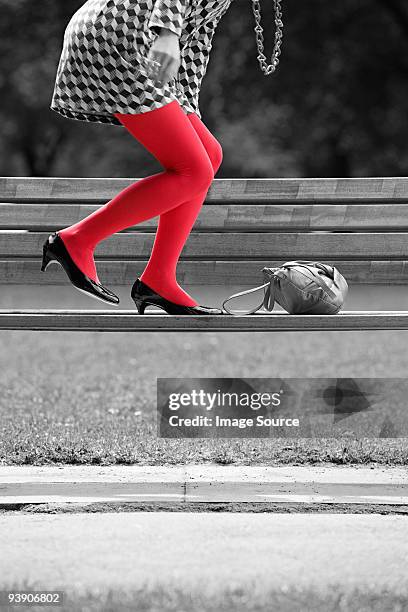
0,583,407,612
1,325,408,466
10,502,408,515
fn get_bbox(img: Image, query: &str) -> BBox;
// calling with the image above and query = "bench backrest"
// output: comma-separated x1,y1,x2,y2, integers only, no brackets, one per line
1,177,407,286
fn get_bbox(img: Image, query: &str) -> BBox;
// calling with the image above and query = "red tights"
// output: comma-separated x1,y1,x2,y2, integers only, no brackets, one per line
58,99,222,306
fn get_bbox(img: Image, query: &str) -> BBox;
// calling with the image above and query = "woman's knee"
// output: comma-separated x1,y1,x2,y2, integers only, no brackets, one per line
186,113,223,173
180,138,223,198
178,151,214,198
207,138,223,174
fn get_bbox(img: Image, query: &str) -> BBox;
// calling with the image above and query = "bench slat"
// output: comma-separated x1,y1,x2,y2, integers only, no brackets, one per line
2,203,408,231
1,178,408,203
1,232,407,259
1,259,407,285
1,310,408,331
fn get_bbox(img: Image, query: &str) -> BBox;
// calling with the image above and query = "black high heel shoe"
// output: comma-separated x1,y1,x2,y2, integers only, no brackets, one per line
41,232,120,305
131,278,225,315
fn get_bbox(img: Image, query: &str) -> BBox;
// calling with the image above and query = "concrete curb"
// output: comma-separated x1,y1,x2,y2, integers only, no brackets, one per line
0,465,407,506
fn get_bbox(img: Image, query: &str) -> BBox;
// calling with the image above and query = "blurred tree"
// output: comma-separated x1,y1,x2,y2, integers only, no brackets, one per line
0,0,407,177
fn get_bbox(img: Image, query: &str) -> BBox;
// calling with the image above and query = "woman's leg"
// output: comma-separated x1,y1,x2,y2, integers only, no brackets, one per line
57,100,214,305
139,112,223,305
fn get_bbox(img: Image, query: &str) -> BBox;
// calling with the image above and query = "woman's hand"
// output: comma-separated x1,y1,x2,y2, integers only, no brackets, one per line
146,29,181,85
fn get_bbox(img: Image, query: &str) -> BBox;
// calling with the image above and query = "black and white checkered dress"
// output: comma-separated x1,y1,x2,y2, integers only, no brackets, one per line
50,0,233,126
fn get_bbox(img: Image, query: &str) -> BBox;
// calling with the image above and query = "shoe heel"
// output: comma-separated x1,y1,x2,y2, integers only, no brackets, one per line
132,298,148,314
40,248,54,272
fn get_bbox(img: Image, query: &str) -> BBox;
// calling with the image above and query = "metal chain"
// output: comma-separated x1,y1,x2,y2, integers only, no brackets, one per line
251,0,283,75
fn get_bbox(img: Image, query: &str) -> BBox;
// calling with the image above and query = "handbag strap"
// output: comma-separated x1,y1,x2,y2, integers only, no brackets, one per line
251,0,283,76
222,279,274,316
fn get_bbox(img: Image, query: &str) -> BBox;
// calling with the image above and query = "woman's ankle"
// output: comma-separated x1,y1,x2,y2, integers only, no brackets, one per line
139,272,198,306
58,230,99,283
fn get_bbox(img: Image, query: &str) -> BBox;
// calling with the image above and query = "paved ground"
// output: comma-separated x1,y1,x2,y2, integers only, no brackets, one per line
0,465,407,506
0,512,407,596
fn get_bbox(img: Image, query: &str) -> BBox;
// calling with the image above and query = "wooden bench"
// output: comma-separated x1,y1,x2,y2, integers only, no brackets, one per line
1,176,408,332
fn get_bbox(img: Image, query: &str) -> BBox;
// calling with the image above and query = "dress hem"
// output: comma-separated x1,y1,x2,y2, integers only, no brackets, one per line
50,101,201,124
50,104,123,126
